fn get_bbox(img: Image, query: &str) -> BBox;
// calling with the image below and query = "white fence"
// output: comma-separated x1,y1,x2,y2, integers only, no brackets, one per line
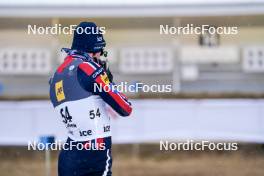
0,99,264,145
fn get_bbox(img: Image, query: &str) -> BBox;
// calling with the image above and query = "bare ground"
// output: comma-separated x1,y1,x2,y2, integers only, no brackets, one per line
0,145,264,176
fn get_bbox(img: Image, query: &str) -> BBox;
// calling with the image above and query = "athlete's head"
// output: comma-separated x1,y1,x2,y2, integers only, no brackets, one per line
71,21,106,60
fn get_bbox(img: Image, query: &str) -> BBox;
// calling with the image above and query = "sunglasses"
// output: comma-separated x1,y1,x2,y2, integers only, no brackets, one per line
100,49,108,57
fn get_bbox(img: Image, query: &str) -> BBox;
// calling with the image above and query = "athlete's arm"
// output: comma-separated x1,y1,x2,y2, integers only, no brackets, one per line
77,61,132,117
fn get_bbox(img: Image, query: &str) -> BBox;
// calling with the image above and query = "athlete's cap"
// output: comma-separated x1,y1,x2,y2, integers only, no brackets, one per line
71,22,106,53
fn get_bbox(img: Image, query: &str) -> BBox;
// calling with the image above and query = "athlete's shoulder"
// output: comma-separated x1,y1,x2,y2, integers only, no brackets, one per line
78,60,103,77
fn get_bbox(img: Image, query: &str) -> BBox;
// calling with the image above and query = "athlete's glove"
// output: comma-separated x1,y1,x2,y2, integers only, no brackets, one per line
105,68,113,83
93,58,113,83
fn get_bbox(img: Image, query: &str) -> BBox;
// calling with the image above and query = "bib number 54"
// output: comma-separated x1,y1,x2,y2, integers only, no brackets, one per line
60,106,72,124
89,108,101,119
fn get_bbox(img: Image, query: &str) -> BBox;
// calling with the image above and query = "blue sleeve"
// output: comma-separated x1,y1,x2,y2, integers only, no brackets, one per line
77,61,132,116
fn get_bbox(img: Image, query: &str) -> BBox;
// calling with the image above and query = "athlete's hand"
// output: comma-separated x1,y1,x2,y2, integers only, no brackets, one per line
105,68,113,83
94,58,113,82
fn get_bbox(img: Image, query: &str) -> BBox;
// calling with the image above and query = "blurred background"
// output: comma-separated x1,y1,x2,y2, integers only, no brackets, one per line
0,0,264,176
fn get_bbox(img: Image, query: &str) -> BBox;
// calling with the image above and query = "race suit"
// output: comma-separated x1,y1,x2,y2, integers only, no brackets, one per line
49,49,132,176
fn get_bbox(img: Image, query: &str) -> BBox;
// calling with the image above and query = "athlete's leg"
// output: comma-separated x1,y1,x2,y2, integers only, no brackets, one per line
89,149,112,176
